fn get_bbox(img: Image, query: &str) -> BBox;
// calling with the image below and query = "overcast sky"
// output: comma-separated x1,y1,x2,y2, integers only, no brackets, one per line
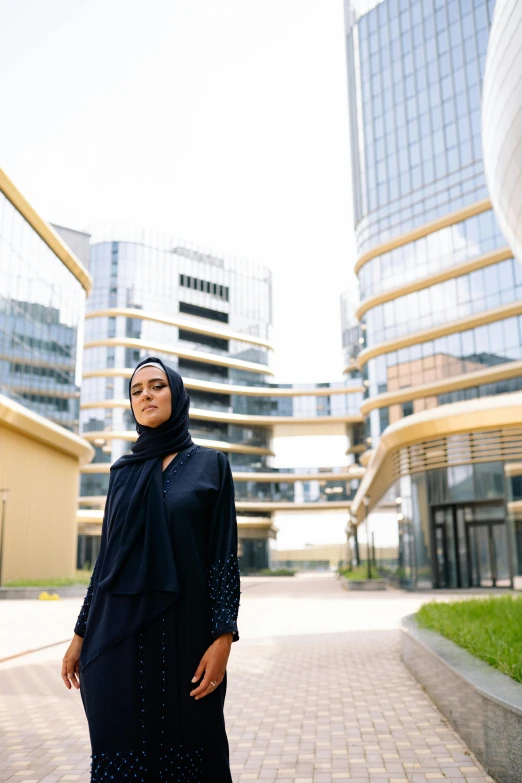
0,0,358,383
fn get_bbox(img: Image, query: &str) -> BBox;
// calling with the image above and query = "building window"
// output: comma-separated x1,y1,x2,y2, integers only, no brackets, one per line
178,301,228,323
179,273,229,301
402,401,414,417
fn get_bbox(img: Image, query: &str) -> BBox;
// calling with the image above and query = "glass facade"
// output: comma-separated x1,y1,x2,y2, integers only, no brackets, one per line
81,234,273,469
0,190,86,430
79,228,363,568
370,375,522,437
397,462,513,589
364,256,522,345
81,232,363,466
358,208,504,299
483,0,522,264
348,0,495,251
340,290,363,374
233,467,360,504
344,0,522,588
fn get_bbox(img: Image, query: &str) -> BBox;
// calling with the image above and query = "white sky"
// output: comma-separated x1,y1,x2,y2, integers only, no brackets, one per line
0,0,358,383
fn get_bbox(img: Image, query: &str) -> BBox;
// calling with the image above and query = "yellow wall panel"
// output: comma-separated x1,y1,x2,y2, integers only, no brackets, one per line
0,423,80,583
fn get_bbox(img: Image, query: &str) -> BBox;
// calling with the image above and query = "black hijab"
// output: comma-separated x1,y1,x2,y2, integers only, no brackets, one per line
79,357,194,671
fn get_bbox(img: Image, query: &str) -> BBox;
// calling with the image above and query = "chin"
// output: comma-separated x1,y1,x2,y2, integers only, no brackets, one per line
139,412,167,428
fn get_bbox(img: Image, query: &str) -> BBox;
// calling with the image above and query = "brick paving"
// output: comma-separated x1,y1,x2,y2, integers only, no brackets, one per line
0,575,495,782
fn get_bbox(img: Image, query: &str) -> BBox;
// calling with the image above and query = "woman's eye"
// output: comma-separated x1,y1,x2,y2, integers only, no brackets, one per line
153,385,165,390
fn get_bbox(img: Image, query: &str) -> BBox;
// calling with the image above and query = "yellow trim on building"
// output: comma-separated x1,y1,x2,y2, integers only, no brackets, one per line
78,500,353,521
0,168,93,295
358,449,375,467
0,393,93,464
86,307,274,351
507,501,522,520
356,246,513,320
76,509,278,538
81,435,273,456
355,299,522,368
346,444,366,454
84,337,273,376
83,367,363,397
236,501,353,511
223,469,357,482
78,467,358,484
351,391,522,523
505,463,522,477
360,359,522,415
78,496,110,507
236,517,276,530
80,400,363,426
354,198,492,275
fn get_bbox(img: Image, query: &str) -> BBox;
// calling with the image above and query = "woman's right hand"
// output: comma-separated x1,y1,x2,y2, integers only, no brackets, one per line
62,634,83,690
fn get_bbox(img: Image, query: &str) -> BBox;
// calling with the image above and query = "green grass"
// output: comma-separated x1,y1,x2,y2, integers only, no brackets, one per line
339,564,381,580
5,570,93,587
416,595,522,683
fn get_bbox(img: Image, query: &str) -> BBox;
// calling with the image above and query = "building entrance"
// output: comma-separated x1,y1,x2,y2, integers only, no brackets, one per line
431,501,511,589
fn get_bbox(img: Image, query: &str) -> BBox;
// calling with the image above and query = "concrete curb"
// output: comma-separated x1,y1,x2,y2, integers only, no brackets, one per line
340,576,387,590
401,613,522,783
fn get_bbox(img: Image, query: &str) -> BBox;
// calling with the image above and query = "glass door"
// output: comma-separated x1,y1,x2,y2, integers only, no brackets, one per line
467,521,510,587
432,507,457,588
432,502,510,589
467,524,494,587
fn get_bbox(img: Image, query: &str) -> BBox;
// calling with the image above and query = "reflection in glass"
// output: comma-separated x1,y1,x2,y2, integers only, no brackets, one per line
364,258,518,346
0,192,85,430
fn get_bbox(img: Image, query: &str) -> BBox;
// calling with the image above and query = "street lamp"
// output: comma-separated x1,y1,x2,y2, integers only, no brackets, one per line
363,495,371,579
0,489,9,587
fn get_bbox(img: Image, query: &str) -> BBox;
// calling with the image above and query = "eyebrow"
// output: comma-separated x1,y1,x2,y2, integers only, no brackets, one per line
131,377,167,391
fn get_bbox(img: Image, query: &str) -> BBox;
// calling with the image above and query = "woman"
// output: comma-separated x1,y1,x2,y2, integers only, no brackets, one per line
62,356,241,782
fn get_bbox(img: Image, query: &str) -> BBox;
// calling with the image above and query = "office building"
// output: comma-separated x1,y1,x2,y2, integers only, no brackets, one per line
343,0,522,588
0,168,93,583
78,227,364,571
482,0,522,587
482,0,522,263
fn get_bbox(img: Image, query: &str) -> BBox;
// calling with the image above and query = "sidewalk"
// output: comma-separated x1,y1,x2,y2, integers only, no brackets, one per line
0,574,495,782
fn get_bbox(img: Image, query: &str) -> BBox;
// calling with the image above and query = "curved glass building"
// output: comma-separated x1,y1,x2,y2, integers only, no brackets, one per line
482,0,522,590
0,168,94,583
78,227,364,571
0,173,90,431
482,0,522,263
343,0,522,588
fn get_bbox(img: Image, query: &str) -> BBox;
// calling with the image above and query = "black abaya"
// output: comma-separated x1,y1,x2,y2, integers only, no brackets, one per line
74,444,241,782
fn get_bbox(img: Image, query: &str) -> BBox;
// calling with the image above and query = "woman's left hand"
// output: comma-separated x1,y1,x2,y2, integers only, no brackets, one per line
189,633,233,700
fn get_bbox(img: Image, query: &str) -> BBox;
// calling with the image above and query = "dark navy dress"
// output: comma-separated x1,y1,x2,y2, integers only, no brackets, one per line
74,445,241,782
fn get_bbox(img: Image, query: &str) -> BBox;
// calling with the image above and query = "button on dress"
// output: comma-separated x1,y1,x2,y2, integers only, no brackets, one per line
74,445,241,782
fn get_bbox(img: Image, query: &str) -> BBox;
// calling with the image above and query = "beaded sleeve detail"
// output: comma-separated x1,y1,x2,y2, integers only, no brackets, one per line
74,565,96,638
206,553,241,642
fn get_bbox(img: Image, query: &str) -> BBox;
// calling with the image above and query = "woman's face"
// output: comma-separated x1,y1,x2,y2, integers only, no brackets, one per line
130,366,172,428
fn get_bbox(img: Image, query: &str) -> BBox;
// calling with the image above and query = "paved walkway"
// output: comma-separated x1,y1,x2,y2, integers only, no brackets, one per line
0,574,495,782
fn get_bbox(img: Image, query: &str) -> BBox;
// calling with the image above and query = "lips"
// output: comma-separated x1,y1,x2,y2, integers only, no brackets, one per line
143,405,157,412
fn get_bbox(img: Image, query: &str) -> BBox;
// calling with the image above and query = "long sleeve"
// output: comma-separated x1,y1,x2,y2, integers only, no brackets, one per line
74,560,97,638
205,453,241,643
